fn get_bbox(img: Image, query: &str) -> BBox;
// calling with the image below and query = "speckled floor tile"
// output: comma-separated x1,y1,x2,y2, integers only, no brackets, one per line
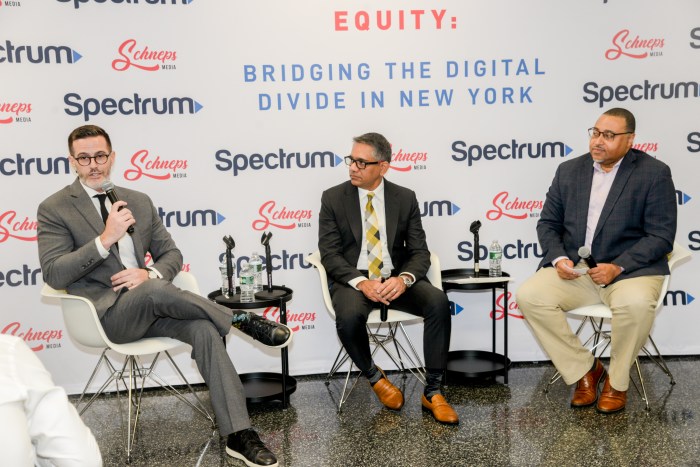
76,357,700,466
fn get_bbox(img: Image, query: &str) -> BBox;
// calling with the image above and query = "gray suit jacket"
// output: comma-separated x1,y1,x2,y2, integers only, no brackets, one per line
536,149,677,283
37,178,182,317
318,179,430,284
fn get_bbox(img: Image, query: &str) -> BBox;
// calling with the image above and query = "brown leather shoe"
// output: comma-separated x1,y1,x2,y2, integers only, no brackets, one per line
371,368,404,410
596,376,627,414
421,394,459,425
571,359,606,407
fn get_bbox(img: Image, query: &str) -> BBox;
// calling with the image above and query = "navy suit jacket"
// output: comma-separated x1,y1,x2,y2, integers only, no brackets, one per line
536,149,676,283
37,178,182,317
318,179,430,284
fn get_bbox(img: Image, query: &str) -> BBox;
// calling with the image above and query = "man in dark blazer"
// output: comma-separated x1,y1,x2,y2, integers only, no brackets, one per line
319,132,457,424
517,108,677,414
37,125,290,467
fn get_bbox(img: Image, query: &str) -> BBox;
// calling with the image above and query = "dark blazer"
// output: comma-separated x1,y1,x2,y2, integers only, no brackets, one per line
37,178,182,317
318,179,430,284
537,149,677,282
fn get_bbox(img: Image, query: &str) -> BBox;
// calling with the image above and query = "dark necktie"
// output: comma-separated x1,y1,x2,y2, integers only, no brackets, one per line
94,194,109,224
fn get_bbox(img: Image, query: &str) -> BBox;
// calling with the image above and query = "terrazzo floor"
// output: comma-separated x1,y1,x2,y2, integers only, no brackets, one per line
78,357,700,467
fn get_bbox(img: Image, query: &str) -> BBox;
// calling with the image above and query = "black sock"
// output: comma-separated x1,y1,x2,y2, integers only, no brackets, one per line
365,365,382,385
591,359,598,372
424,369,444,400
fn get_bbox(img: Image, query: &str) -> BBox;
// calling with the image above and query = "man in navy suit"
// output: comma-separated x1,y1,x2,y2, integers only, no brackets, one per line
319,132,457,424
517,108,677,413
38,125,290,466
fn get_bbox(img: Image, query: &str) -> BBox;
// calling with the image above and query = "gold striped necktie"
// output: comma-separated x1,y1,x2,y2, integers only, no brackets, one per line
365,192,383,279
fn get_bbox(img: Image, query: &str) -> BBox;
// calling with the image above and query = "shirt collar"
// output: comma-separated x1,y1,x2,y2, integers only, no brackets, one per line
592,158,623,174
358,179,385,200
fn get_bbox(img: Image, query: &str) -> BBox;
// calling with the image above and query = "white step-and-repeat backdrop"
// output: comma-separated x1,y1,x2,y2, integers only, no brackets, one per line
2,0,699,394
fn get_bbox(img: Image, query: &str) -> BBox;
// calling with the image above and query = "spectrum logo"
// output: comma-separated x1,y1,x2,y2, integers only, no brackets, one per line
458,239,544,262
582,80,700,108
420,200,460,217
451,139,573,167
1,154,70,176
64,92,203,121
58,0,192,9
664,290,695,306
390,148,428,172
157,207,224,228
123,149,188,181
688,131,700,152
252,200,312,231
676,190,692,206
262,307,316,333
486,191,543,221
605,29,665,60
214,148,341,176
0,40,82,64
0,101,32,124
449,302,464,316
0,264,41,287
2,323,64,352
112,39,178,72
0,210,37,243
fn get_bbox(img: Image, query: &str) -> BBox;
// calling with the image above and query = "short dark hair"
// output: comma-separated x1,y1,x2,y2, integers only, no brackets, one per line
352,132,392,162
603,108,636,133
68,125,112,155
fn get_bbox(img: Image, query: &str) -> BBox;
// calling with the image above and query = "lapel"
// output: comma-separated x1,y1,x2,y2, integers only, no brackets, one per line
593,150,636,241
343,182,363,246
68,178,107,237
575,158,594,247
384,180,399,252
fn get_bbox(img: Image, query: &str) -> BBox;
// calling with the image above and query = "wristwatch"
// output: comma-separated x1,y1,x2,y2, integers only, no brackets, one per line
144,267,159,279
400,274,414,288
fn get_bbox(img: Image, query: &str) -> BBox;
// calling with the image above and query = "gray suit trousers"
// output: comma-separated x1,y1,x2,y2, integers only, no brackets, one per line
100,279,250,436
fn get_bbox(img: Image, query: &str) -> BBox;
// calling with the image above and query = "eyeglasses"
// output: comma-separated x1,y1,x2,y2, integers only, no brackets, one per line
72,152,111,166
588,127,633,142
344,156,382,170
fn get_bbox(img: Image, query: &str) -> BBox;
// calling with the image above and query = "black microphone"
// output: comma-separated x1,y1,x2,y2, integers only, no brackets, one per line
380,267,391,322
577,246,598,268
101,180,134,234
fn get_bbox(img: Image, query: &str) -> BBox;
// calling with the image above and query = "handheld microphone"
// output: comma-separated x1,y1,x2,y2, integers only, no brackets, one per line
380,267,391,322
101,180,134,234
577,246,598,268
470,220,482,277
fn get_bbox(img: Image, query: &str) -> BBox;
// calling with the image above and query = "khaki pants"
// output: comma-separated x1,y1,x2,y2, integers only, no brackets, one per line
517,266,663,391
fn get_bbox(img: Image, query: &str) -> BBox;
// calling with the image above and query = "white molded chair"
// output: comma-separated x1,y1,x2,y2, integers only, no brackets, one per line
545,242,692,409
307,250,443,412
41,272,216,463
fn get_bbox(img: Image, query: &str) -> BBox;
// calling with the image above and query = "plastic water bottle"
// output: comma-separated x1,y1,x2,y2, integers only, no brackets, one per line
239,261,255,303
219,258,236,298
250,251,264,292
489,240,502,277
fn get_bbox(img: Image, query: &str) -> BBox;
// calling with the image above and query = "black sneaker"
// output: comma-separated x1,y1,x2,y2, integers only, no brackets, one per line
239,314,292,348
226,429,278,467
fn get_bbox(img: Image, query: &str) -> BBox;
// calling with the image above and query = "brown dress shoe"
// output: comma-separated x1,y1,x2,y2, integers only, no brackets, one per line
371,368,404,410
421,394,459,425
571,359,606,407
596,376,627,413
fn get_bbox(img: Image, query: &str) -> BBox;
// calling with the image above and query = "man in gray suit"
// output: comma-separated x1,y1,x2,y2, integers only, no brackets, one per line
319,132,457,424
517,108,677,413
37,125,290,467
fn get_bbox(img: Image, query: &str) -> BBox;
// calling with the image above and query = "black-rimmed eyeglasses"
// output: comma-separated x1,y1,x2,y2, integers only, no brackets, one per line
72,152,111,166
344,156,381,170
588,127,633,142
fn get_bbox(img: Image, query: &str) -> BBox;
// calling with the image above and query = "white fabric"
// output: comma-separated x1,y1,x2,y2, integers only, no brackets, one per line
0,335,102,467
